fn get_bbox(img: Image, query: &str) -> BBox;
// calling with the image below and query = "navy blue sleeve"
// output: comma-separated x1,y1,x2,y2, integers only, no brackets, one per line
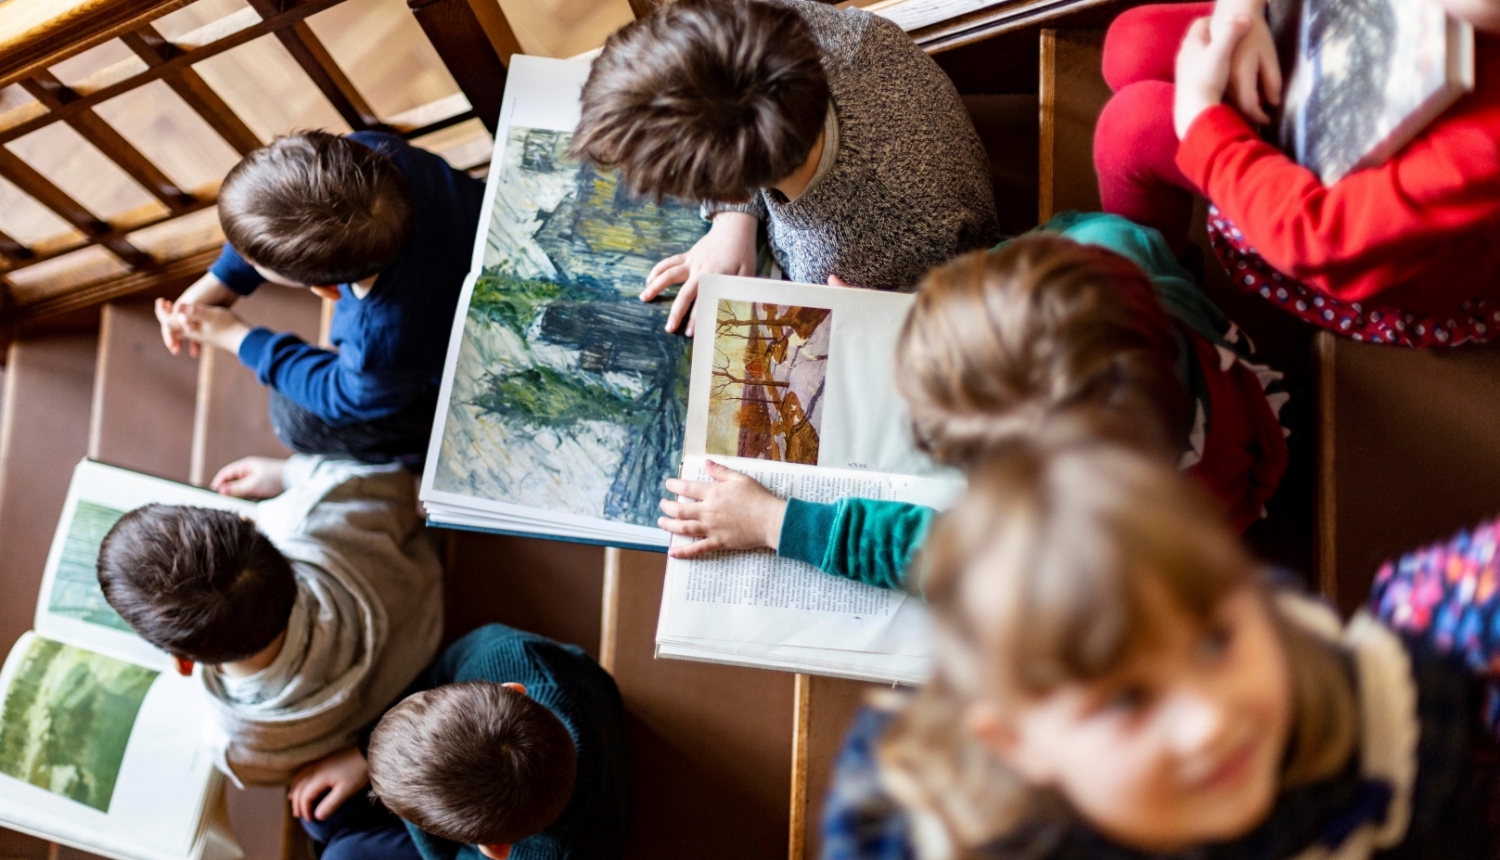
209,244,265,296
236,327,427,425
821,707,916,860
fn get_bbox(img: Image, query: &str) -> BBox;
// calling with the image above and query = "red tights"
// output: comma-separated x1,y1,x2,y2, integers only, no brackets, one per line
1093,3,1213,259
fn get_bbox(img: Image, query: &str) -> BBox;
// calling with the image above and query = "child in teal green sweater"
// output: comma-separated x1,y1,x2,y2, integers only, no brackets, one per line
659,213,1290,592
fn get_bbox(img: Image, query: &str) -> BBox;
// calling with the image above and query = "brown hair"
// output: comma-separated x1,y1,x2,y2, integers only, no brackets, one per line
97,504,296,664
218,131,415,285
368,681,578,846
572,0,829,202
895,235,1191,468
877,437,1358,856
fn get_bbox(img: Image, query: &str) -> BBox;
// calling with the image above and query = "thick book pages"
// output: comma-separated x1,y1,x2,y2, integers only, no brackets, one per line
421,55,712,551
0,461,248,860
655,276,963,684
1274,0,1474,183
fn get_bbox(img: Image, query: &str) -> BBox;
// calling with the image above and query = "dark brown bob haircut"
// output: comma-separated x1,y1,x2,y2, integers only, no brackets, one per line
218,131,415,286
895,235,1191,469
368,682,578,846
572,0,830,202
97,504,296,665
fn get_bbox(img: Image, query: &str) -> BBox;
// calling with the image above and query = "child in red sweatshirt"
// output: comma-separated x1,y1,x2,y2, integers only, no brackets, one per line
1094,0,1500,346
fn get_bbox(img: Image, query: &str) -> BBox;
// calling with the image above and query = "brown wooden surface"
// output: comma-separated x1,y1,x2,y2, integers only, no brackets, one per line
119,26,264,155
0,828,50,858
0,0,191,89
796,676,880,860
1321,339,1500,615
441,532,606,656
408,0,516,132
12,249,218,322
190,286,322,486
612,549,796,860
962,93,1040,236
1038,28,1107,222
88,299,198,481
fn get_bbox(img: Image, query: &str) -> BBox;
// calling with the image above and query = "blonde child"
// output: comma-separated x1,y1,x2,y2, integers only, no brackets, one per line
821,437,1500,860
660,214,1289,590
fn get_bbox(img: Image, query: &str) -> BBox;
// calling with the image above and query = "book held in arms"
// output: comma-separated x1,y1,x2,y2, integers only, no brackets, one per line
0,461,244,860
655,275,965,685
421,55,714,551
1273,0,1474,183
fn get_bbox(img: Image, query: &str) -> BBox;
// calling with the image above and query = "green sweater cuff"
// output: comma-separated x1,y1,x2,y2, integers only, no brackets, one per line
778,497,839,568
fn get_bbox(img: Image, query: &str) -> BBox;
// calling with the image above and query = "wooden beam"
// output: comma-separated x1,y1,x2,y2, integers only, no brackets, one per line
1315,331,1336,604
21,71,195,209
0,147,154,269
0,0,350,134
0,0,195,90
0,195,216,278
0,228,35,263
627,0,659,17
10,247,218,322
788,674,811,860
600,547,622,674
248,1,379,130
408,0,517,133
120,27,264,155
872,0,1126,53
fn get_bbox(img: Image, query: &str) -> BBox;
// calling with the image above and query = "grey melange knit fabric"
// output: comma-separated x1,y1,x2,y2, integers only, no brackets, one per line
705,0,1000,292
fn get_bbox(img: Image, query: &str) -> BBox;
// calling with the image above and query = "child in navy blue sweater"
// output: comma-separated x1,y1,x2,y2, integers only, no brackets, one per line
157,130,483,465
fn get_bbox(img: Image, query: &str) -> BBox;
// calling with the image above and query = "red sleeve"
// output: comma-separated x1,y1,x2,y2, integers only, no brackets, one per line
1175,102,1500,301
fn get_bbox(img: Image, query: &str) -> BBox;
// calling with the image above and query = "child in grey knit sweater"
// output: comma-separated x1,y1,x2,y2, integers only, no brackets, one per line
574,0,1000,334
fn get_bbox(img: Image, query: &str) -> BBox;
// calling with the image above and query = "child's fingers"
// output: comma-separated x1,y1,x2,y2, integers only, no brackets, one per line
643,260,689,301
314,782,356,822
1260,53,1283,107
647,253,685,283
668,537,722,560
659,516,709,538
664,477,711,501
658,498,705,521
1235,62,1270,124
666,278,698,333
703,460,745,481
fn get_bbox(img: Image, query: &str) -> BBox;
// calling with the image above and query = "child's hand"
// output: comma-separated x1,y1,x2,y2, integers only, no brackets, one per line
643,211,759,337
211,456,287,499
288,746,368,822
173,303,253,355
1174,14,1256,139
1218,7,1280,125
659,460,788,559
155,298,196,358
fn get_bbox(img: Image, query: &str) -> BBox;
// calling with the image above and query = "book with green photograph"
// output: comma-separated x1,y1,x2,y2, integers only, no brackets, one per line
0,460,249,860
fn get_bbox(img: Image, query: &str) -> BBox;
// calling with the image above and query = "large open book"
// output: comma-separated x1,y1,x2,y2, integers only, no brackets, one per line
420,55,715,551
655,276,964,684
0,461,243,860
1273,0,1474,183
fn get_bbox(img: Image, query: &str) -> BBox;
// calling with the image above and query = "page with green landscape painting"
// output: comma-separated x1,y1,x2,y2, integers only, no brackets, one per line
421,55,739,551
33,460,254,673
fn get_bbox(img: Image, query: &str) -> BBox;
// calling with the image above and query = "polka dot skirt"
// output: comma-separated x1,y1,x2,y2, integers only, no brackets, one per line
1207,207,1497,348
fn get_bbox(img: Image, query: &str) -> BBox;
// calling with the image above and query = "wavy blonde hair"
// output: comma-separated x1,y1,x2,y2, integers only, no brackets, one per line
877,436,1357,858
895,235,1190,468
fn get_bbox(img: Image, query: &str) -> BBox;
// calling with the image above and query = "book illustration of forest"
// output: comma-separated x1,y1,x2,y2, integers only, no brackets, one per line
707,301,832,466
47,501,132,632
432,127,709,527
0,638,157,812
1275,0,1453,182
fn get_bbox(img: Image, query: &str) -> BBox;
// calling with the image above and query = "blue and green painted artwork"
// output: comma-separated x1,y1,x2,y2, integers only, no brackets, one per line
47,500,132,633
432,128,709,527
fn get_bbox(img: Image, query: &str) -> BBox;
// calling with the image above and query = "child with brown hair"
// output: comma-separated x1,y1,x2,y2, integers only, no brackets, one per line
572,0,999,333
155,130,484,463
1094,0,1500,347
280,624,630,860
822,436,1500,860
659,213,1289,591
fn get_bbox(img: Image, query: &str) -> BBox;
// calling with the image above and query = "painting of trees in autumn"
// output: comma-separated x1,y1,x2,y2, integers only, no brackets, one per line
707,301,832,465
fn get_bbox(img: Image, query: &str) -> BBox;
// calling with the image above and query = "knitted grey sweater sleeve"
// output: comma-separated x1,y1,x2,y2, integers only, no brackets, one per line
708,0,1001,291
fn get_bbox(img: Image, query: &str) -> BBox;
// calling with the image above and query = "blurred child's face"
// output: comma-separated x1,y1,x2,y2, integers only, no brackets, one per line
972,581,1293,852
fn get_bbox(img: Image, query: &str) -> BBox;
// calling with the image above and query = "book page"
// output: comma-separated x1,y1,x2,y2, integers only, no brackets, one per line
35,461,256,672
659,457,957,657
0,633,219,860
686,275,955,481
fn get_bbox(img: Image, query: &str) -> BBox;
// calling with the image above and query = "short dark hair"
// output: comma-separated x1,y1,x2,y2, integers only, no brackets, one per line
218,131,416,286
368,681,578,846
97,504,296,664
572,0,830,202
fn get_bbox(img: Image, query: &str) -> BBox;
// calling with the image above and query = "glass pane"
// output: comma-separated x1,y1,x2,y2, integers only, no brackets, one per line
306,0,460,120
191,34,351,142
0,174,76,246
7,245,130,303
92,81,241,193
127,208,224,261
49,40,147,89
412,118,493,172
5,124,159,221
152,0,253,41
